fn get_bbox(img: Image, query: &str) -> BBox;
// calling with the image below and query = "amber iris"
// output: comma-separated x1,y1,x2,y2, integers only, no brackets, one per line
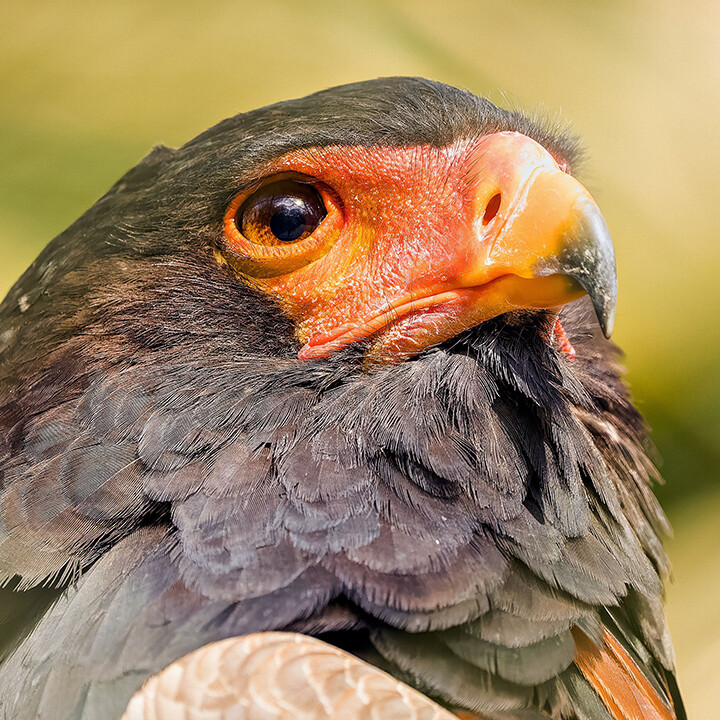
235,180,327,246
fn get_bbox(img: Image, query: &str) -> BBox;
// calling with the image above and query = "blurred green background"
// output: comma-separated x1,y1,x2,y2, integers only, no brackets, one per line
1,0,717,715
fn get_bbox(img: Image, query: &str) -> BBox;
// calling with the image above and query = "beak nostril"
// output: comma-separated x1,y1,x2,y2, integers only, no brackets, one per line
483,193,502,225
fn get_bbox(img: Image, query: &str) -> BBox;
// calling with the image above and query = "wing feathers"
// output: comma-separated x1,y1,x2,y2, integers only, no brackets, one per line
121,632,457,720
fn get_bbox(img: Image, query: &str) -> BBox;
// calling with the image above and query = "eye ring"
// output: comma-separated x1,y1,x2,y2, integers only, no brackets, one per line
223,174,343,278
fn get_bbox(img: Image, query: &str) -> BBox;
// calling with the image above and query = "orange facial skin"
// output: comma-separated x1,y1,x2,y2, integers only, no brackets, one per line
222,132,612,363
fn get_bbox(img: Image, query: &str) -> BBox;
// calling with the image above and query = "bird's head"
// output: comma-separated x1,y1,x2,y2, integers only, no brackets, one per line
3,78,619,372
0,77,657,613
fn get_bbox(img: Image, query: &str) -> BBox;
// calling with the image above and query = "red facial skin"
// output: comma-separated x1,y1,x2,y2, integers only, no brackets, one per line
222,132,601,363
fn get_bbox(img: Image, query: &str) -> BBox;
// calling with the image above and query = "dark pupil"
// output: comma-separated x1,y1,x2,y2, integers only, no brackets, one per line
270,200,308,242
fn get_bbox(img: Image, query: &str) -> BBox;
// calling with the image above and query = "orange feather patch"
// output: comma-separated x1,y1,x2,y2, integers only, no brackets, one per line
572,627,677,720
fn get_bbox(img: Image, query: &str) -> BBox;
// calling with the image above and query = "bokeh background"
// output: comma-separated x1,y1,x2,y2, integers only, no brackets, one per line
1,1,717,715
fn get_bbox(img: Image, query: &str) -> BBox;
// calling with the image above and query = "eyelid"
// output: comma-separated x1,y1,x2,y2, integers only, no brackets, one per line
233,171,327,203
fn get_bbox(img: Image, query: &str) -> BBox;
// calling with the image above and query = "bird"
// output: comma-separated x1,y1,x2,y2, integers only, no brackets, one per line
0,77,684,720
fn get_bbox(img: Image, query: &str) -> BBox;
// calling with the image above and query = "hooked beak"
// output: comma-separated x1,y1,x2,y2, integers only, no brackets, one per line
461,131,617,338
532,195,616,337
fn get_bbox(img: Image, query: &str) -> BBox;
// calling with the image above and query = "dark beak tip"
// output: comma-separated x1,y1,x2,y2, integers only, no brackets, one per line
584,270,617,339
561,199,618,340
598,300,615,339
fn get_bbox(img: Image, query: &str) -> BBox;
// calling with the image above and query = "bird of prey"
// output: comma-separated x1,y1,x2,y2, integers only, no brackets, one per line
0,77,684,720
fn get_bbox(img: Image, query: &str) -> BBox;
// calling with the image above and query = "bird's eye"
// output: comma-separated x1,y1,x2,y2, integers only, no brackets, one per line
223,174,343,278
235,180,327,246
